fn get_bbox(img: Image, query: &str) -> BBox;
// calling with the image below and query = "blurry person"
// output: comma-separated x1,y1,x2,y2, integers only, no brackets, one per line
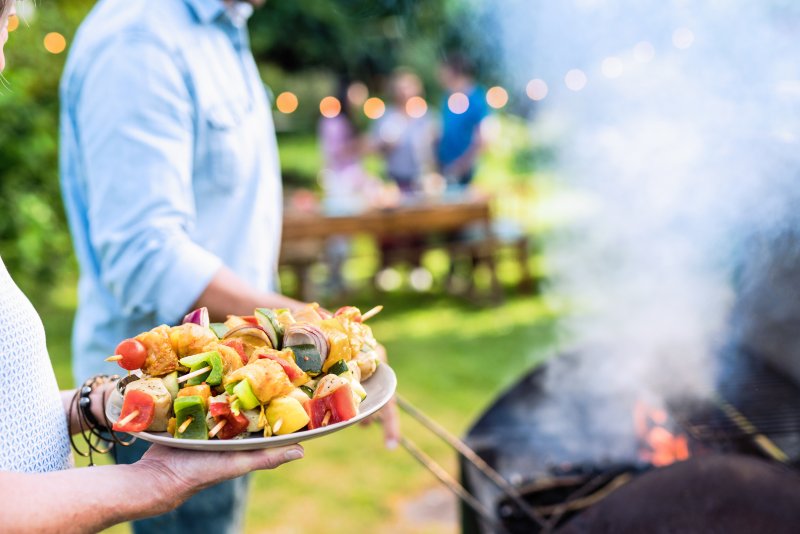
0,1,304,532
319,80,381,294
373,68,436,196
436,52,489,192
59,0,399,533
371,70,436,290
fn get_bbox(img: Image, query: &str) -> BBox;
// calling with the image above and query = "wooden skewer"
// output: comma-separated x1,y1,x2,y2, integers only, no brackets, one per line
272,418,283,433
116,410,140,427
105,355,123,362
177,366,212,384
361,305,383,322
177,417,193,434
208,419,227,438
228,395,238,404
321,411,331,426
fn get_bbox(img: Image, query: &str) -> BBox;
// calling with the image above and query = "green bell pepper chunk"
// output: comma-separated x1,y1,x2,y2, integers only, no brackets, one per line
174,395,208,440
233,379,260,410
210,323,229,339
179,351,224,386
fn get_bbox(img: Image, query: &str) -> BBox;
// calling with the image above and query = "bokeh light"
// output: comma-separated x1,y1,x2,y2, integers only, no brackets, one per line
43,32,67,54
601,56,624,79
319,96,341,118
276,91,299,114
405,96,428,118
363,97,386,120
8,15,18,32
526,79,548,101
347,82,368,106
565,69,588,91
486,86,509,109
633,41,655,63
447,92,469,114
673,28,695,49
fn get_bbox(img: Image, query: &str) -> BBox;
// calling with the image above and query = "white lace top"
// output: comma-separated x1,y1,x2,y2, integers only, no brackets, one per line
0,257,72,472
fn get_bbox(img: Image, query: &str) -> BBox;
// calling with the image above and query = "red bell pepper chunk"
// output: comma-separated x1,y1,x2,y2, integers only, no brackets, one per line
258,353,304,383
113,390,156,432
241,315,259,326
305,383,358,429
222,339,248,366
334,306,362,322
209,401,250,439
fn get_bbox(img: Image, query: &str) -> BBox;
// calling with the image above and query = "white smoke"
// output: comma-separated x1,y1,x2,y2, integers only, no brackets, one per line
493,0,800,404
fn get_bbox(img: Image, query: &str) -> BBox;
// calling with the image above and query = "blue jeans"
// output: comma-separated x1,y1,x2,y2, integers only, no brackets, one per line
115,438,250,534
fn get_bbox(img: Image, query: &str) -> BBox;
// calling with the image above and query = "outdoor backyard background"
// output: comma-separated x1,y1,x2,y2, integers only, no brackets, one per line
0,1,572,532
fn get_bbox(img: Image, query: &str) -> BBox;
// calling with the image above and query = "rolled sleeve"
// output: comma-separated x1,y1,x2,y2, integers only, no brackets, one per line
77,33,219,323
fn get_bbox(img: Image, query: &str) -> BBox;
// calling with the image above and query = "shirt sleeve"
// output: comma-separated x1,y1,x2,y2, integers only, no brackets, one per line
77,33,222,324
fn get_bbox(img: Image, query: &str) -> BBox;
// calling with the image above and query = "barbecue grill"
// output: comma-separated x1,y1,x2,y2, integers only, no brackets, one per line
398,346,800,533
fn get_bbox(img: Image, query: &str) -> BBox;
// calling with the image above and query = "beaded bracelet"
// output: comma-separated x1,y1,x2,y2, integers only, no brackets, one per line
69,374,136,466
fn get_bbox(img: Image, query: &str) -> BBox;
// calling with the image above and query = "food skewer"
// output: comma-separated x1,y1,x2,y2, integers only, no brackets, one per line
176,366,212,384
177,417,194,434
321,411,331,426
105,355,123,362
116,409,140,427
360,305,383,322
272,418,283,433
208,419,227,438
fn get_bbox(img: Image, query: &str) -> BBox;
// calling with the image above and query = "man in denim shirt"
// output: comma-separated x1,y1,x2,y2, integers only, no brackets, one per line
60,0,321,532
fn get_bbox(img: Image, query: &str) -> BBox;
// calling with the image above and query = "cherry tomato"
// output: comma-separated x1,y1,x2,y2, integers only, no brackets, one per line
114,338,148,371
113,390,155,432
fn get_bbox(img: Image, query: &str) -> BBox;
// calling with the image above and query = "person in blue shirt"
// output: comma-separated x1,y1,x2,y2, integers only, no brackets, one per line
436,52,489,192
59,0,399,532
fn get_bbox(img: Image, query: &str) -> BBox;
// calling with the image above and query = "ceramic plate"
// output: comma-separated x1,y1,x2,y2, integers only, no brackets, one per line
105,364,397,451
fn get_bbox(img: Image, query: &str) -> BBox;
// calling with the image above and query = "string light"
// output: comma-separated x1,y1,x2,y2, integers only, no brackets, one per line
447,92,469,114
363,97,386,119
43,32,67,54
565,69,588,91
526,79,548,101
405,96,427,118
601,56,624,79
276,91,299,114
672,28,694,49
319,96,341,118
8,15,18,32
486,86,509,109
633,41,655,63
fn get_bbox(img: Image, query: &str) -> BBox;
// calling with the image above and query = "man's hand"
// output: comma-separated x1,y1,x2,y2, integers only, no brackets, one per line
361,343,400,449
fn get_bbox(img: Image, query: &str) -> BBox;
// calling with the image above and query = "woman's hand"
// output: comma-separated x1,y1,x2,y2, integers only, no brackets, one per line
135,444,304,513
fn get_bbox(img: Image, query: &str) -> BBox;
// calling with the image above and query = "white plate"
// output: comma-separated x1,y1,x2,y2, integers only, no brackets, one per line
105,364,397,451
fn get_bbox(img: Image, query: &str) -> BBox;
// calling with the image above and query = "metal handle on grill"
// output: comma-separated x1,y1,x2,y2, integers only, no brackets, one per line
397,395,547,532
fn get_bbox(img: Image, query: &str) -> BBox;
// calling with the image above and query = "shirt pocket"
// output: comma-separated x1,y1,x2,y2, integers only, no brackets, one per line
199,100,252,190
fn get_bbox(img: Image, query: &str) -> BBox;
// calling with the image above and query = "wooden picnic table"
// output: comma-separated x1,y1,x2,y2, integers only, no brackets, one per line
281,196,492,241
280,196,532,302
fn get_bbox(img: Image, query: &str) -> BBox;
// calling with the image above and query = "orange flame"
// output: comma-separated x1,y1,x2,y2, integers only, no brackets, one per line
634,400,690,467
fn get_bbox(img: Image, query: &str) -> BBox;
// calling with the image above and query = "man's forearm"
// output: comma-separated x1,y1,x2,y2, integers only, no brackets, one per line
193,266,305,322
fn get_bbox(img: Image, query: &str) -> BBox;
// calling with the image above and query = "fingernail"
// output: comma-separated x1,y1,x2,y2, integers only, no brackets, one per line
386,439,398,451
284,448,304,461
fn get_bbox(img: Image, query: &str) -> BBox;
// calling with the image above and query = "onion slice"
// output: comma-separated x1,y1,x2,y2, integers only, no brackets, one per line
182,307,210,329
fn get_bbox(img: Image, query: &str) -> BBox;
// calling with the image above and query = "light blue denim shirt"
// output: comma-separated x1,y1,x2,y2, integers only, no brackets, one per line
60,0,282,382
